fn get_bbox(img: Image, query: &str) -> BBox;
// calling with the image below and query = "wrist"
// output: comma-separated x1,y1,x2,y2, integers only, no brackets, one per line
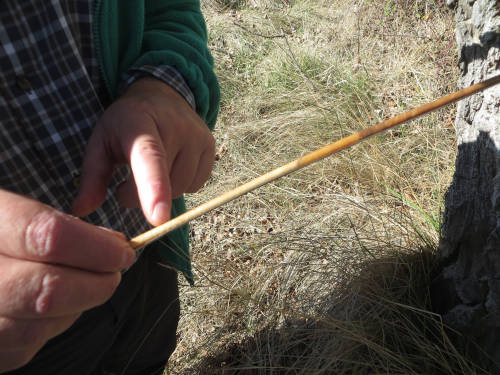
124,77,183,101
118,65,196,109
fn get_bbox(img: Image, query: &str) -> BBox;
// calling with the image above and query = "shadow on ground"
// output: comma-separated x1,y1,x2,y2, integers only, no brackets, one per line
178,248,489,375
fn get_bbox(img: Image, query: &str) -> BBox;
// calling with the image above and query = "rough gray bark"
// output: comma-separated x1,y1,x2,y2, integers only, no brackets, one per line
432,0,500,371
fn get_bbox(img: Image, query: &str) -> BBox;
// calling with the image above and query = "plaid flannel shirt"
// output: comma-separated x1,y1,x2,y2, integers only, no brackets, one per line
0,1,195,242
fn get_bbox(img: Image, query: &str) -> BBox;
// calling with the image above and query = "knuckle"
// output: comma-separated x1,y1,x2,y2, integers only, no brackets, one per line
136,138,166,160
148,181,165,199
33,272,61,315
24,210,65,259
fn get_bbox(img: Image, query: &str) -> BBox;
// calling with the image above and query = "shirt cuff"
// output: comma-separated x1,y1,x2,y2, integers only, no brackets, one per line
118,65,196,110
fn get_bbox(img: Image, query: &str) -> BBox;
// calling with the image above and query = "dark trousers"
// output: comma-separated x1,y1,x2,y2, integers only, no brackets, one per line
7,250,180,375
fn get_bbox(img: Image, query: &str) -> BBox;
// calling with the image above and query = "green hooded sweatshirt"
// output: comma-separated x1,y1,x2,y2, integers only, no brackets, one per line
94,0,220,284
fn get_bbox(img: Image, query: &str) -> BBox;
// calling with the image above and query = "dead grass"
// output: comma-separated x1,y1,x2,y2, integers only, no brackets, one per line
163,0,486,373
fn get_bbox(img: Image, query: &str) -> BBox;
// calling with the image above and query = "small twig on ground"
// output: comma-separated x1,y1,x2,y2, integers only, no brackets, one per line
233,20,317,92
436,31,455,84
233,21,286,39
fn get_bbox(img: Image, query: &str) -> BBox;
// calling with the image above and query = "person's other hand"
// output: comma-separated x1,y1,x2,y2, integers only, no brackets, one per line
72,78,215,226
0,189,135,372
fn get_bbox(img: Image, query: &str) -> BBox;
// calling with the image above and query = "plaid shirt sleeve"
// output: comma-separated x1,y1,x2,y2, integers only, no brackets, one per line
118,65,196,110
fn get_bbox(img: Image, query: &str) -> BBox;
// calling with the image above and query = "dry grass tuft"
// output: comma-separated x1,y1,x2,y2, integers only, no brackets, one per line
164,0,486,373
176,247,485,374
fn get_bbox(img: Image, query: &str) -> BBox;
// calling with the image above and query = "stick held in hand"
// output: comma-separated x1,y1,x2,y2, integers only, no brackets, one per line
129,75,500,250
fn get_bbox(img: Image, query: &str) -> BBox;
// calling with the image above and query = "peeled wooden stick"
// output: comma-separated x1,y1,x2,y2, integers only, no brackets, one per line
129,75,500,250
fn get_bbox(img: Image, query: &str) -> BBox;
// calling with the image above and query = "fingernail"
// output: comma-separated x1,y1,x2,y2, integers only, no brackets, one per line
152,202,170,225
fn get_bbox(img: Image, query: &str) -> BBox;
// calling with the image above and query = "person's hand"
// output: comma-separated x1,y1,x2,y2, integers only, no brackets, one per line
0,189,135,372
72,78,215,226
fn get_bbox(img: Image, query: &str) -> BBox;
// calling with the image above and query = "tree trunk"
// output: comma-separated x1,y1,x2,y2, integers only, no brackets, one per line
432,0,500,371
